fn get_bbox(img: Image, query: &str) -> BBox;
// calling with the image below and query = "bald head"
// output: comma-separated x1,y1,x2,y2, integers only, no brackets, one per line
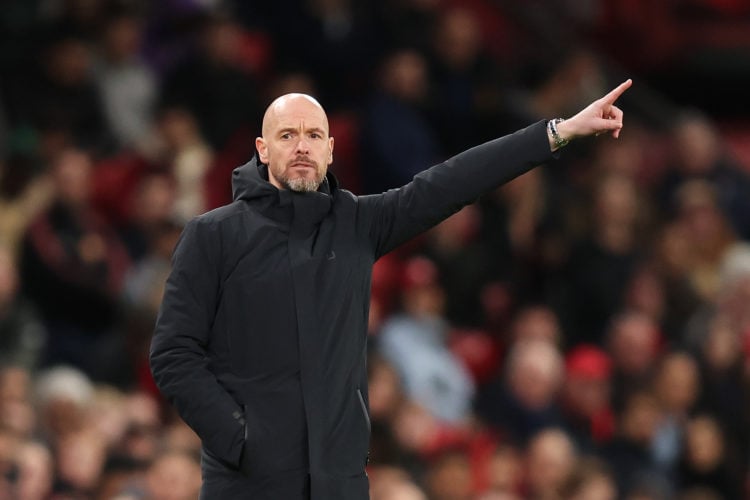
261,93,329,138
256,93,334,192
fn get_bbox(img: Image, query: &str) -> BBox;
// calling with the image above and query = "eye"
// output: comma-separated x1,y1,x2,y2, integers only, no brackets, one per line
281,133,292,140
310,132,322,139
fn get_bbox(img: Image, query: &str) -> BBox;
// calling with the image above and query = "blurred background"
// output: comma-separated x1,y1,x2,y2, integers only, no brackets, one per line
1,0,750,499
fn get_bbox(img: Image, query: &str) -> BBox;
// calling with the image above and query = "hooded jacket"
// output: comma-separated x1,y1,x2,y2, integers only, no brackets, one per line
150,120,555,499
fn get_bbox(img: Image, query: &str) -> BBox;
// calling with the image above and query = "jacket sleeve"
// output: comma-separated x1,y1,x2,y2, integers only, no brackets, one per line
150,218,245,466
358,120,556,259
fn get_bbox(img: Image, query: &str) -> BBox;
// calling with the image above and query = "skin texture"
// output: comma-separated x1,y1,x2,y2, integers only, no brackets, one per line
255,94,334,192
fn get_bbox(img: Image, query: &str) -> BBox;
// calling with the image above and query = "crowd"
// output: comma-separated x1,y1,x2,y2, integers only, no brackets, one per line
0,0,749,499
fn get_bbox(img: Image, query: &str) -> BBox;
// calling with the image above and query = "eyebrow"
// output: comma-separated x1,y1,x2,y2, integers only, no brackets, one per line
278,126,327,135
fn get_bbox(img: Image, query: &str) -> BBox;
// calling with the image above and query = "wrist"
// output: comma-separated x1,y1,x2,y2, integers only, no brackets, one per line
547,118,570,152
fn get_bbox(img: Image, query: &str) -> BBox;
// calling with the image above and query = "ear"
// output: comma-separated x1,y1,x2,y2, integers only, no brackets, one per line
255,137,268,163
327,136,335,166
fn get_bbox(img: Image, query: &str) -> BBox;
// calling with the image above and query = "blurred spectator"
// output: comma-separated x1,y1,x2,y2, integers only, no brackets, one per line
283,0,379,110
606,311,662,411
651,352,700,478
428,7,518,155
370,465,428,500
482,444,523,498
424,447,473,500
599,390,668,498
658,111,750,239
144,449,201,500
0,366,36,439
160,13,261,150
154,106,212,222
0,245,47,370
118,172,177,262
676,415,741,499
4,24,112,153
670,180,741,303
561,345,616,451
360,48,440,193
559,174,644,345
35,365,94,442
509,305,563,346
560,457,617,500
13,440,54,500
0,1,748,497
476,339,564,445
20,149,131,381
94,8,158,155
421,205,503,327
53,429,108,497
523,428,577,500
119,391,161,463
377,257,475,423
372,0,441,53
367,354,406,424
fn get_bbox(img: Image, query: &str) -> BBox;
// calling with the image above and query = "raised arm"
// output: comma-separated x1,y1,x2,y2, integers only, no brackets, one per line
150,218,245,466
359,80,632,258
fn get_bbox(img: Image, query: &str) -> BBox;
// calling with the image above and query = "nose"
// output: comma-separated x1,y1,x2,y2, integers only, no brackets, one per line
295,137,310,155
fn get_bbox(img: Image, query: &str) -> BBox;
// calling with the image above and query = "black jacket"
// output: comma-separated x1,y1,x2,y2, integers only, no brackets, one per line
149,120,554,499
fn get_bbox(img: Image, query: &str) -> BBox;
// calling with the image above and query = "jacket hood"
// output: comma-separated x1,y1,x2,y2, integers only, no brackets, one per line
231,155,338,201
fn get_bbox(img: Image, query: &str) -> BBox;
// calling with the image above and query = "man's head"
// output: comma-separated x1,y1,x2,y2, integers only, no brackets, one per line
256,94,334,192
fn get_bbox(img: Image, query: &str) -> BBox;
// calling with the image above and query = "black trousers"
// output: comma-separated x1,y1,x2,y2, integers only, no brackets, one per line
201,450,310,499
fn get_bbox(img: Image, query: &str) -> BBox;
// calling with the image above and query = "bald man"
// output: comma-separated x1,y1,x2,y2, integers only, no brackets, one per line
150,82,631,499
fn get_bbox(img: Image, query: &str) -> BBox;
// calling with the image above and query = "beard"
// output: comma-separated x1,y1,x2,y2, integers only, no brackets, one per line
283,176,323,192
272,157,325,192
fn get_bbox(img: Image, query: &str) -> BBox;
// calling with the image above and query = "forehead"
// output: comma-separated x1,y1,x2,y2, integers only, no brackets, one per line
265,97,329,134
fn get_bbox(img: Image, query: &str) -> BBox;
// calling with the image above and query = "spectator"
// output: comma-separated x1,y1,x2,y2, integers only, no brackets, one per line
560,457,617,500
144,449,202,500
561,345,616,451
606,311,662,411
599,390,668,498
35,365,94,442
94,8,158,155
360,48,440,193
658,111,750,240
377,257,475,424
160,13,261,150
523,428,577,500
154,106,213,223
676,414,742,499
424,447,474,500
651,352,701,477
559,174,644,345
482,445,523,498
4,25,112,153
13,440,54,500
476,339,565,445
421,205,504,327
20,149,130,381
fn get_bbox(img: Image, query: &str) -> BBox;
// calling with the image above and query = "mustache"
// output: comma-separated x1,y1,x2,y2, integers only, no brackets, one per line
287,156,317,168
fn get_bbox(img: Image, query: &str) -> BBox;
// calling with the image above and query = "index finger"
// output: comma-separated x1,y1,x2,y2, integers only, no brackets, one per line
601,79,632,105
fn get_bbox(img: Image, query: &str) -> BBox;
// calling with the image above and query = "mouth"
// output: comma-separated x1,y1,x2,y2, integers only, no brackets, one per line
290,162,315,170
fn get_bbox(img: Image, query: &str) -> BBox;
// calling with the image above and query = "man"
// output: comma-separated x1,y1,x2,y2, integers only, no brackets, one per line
150,80,631,499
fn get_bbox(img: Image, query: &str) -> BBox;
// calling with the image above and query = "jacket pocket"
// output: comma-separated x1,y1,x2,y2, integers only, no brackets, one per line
356,389,371,433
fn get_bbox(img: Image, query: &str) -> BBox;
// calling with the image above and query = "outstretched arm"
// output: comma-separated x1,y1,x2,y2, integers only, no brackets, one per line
359,80,633,258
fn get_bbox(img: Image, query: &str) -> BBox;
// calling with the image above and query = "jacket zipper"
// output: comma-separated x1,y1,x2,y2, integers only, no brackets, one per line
356,389,371,432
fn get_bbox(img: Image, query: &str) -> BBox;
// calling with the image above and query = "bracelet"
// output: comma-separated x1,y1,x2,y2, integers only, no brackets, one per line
548,118,569,148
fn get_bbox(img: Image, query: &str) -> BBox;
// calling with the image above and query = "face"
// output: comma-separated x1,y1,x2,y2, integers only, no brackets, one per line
256,94,334,192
